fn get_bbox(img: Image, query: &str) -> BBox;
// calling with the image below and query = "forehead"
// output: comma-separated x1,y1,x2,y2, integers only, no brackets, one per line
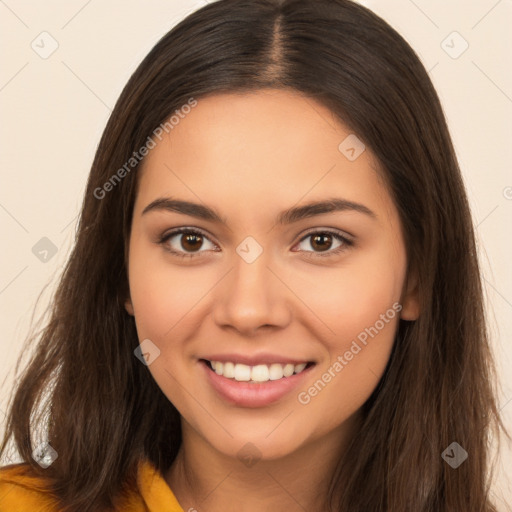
135,89,393,223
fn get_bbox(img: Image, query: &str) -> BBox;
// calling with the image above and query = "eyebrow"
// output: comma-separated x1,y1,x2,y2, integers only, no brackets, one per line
141,197,376,225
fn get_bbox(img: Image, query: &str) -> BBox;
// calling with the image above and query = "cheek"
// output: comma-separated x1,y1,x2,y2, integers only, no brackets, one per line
295,312,398,432
127,246,212,341
290,249,402,414
290,250,405,342
127,252,209,419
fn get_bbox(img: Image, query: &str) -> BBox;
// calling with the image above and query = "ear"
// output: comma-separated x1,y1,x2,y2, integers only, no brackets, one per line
124,297,135,316
400,268,420,321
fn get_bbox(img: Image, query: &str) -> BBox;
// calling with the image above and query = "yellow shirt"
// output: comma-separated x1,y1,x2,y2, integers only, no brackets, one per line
0,458,184,511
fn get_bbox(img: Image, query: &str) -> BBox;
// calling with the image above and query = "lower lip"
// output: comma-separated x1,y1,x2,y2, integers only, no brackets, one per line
201,360,315,408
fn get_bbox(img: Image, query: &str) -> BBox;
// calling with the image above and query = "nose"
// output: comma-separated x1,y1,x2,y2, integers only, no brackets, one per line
212,248,292,337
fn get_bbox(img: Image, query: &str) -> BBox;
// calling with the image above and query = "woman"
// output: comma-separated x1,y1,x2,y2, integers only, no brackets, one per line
0,0,508,510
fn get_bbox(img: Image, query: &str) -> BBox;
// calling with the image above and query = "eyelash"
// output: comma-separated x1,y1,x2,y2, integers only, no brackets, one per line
157,227,354,260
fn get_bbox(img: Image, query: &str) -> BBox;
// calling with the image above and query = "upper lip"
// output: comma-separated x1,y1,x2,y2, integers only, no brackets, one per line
201,353,314,366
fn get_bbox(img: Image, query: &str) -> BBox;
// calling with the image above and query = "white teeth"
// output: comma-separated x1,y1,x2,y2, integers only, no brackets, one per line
294,363,307,373
208,360,310,382
223,361,235,378
283,363,295,377
251,364,269,382
269,363,284,380
234,363,251,381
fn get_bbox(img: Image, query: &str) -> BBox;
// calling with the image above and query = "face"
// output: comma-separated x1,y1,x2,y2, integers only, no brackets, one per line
125,89,419,461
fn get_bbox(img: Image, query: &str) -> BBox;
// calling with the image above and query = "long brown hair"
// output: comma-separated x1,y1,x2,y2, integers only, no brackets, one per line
1,0,508,510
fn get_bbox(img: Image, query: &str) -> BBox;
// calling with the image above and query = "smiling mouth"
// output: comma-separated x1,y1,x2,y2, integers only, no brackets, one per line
200,359,315,383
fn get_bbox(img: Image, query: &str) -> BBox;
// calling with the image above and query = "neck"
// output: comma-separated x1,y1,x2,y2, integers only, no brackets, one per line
165,413,361,512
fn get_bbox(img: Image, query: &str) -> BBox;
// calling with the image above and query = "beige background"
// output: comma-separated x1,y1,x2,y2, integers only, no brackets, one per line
0,0,511,508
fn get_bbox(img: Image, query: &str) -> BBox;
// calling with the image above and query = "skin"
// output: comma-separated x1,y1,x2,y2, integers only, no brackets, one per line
124,88,419,512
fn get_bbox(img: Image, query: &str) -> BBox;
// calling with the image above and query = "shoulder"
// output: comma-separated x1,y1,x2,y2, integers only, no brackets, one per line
0,462,61,512
0,459,184,512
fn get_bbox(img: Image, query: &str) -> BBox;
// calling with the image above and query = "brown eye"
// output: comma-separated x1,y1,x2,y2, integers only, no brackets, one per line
295,230,353,258
181,232,203,252
159,228,217,257
310,233,334,252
